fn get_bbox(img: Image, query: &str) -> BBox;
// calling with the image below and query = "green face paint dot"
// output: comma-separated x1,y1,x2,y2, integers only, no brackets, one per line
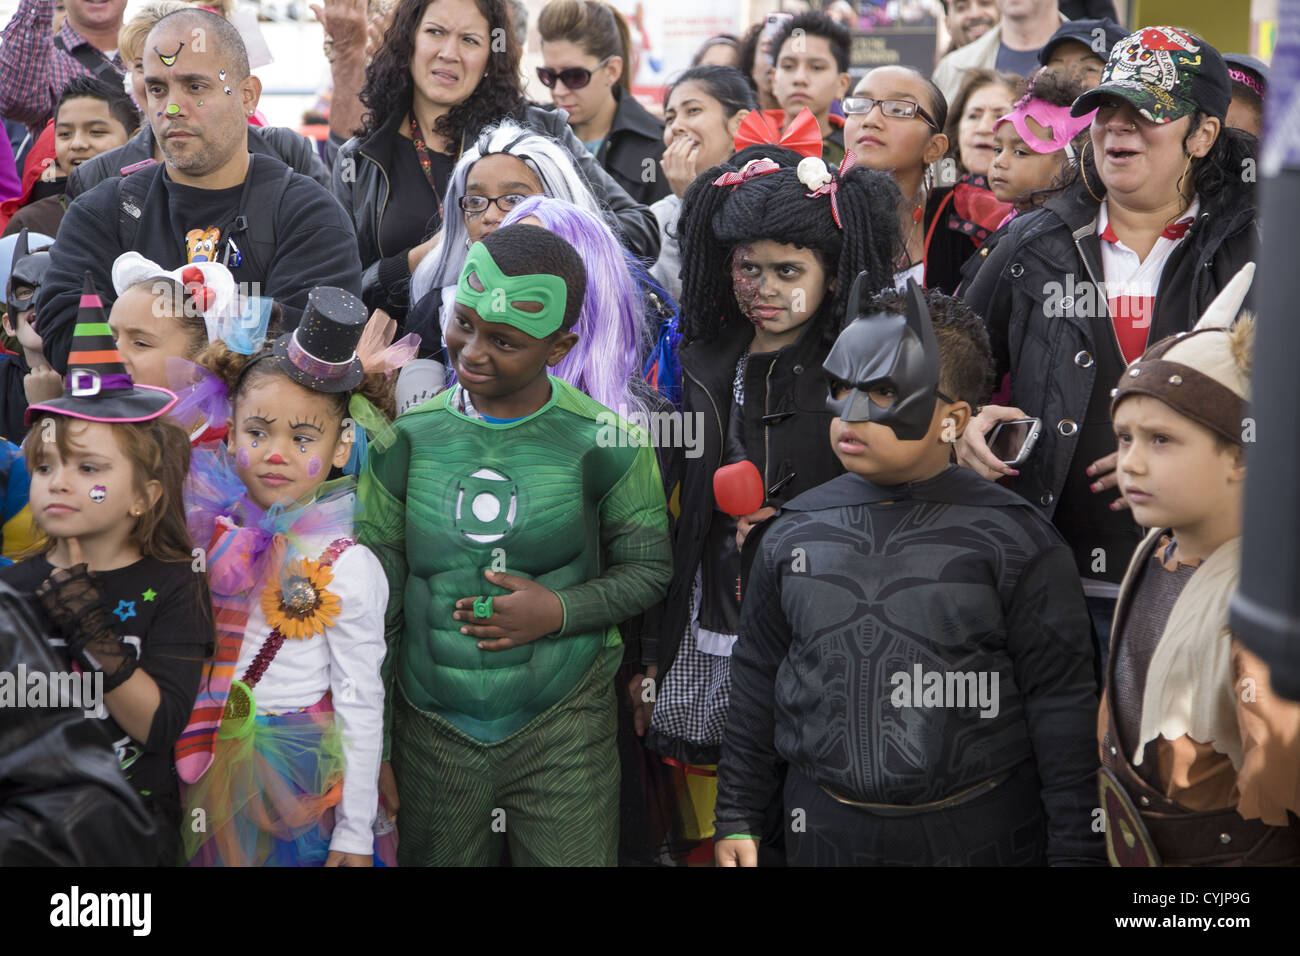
165,103,180,115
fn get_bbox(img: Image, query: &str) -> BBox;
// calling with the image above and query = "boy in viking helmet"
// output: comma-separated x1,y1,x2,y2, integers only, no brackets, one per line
1099,263,1300,865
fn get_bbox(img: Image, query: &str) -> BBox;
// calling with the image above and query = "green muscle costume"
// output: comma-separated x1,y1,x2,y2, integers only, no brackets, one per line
358,377,672,864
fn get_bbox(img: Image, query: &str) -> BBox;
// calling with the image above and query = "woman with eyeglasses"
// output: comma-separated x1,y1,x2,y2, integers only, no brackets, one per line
537,0,671,207
333,0,658,324
842,65,981,294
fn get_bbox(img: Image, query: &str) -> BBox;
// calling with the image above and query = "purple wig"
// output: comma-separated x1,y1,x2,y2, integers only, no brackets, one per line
500,195,656,418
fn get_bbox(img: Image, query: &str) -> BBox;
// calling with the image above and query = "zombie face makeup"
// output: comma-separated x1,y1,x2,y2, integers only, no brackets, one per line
729,239,829,348
823,278,943,441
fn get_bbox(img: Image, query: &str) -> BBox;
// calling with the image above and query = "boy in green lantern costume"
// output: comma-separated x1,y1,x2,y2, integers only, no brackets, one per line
359,225,673,866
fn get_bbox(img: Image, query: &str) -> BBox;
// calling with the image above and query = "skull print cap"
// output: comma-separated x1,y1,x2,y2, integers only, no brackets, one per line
1072,26,1231,124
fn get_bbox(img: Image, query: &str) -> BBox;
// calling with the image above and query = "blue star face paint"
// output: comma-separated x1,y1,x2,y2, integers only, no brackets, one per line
156,43,183,67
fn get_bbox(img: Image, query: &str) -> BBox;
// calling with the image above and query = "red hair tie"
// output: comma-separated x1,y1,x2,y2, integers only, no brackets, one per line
712,157,782,188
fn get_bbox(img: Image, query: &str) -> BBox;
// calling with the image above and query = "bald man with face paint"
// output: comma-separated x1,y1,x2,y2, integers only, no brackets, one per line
32,8,363,377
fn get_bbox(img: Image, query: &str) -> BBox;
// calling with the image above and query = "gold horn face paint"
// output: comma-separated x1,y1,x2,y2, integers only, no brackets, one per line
156,43,184,67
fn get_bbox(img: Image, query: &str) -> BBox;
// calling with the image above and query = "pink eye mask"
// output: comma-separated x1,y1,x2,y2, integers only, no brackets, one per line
995,98,1097,154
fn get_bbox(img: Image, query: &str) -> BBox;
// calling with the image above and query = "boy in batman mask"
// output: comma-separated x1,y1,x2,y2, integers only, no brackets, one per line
714,279,1103,866
0,230,60,444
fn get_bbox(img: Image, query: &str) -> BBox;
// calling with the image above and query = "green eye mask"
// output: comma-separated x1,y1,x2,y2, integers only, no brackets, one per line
455,241,569,338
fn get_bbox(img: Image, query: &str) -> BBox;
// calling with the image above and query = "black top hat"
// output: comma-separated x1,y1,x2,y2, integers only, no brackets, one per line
268,286,367,393
26,273,177,426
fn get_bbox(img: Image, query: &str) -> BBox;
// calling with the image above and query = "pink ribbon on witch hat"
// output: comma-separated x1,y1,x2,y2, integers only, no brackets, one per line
800,150,858,230
712,157,782,188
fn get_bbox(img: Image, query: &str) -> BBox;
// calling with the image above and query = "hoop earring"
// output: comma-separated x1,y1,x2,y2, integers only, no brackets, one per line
1080,151,1104,204
1174,152,1194,201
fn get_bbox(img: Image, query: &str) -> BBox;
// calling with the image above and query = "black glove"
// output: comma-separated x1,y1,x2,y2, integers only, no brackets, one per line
36,563,138,692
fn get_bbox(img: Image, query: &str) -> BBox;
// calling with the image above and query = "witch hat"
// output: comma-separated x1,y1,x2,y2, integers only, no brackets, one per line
25,273,178,426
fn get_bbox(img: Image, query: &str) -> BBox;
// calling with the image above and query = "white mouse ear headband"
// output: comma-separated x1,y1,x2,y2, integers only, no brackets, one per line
110,251,238,345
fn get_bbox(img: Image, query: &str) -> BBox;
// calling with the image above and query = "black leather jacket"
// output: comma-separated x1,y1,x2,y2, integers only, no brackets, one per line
66,123,332,198
962,180,1258,523
332,104,660,315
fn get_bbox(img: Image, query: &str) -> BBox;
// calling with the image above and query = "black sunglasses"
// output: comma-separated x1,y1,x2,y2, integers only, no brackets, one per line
536,56,612,90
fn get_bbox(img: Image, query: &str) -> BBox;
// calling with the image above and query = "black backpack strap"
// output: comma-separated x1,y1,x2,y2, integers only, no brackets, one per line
116,161,163,251
52,35,121,83
221,153,294,279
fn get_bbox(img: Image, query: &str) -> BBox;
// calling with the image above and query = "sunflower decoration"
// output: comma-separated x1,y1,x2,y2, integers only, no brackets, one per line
261,558,341,640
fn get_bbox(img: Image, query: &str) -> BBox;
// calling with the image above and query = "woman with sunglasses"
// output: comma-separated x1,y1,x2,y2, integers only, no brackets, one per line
334,0,658,324
842,65,981,294
537,0,671,207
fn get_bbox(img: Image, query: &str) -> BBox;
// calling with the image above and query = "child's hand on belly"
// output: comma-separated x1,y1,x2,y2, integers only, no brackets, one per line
453,569,565,651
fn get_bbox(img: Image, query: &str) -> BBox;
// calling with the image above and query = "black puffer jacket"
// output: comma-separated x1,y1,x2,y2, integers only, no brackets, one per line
66,123,331,198
645,316,844,765
332,104,660,316
962,179,1258,529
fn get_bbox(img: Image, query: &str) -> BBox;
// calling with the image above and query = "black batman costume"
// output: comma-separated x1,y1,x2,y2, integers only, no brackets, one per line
713,281,1105,865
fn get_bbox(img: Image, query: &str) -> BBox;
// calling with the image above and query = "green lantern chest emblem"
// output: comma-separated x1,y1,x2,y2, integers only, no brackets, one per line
454,468,519,543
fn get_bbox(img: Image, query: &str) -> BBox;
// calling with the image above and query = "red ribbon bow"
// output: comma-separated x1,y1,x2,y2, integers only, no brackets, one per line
804,149,858,230
180,265,216,312
712,157,782,188
732,107,823,159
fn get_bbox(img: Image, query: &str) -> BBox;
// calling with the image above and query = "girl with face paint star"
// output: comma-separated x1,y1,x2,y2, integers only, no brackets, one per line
0,275,213,867
177,286,411,868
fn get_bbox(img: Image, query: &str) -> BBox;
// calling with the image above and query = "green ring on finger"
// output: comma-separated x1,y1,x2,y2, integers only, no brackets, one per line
473,595,493,619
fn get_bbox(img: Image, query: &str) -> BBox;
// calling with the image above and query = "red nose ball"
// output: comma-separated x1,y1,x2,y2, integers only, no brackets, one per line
266,453,287,465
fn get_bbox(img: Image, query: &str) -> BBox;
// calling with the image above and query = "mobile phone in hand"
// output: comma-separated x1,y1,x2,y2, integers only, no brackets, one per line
987,418,1041,467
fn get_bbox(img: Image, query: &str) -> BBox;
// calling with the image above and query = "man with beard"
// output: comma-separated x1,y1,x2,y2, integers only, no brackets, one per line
941,0,1001,56
34,7,361,371
933,0,1067,103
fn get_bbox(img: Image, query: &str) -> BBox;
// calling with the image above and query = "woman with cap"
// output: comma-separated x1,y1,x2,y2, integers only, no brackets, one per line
958,26,1259,662
333,0,658,324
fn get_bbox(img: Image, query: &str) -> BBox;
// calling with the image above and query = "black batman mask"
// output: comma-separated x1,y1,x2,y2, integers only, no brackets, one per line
823,276,942,441
7,229,51,324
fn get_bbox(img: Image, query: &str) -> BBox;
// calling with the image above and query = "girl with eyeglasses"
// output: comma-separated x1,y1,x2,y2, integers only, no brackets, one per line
334,0,658,327
537,0,671,207
843,65,986,294
401,119,623,400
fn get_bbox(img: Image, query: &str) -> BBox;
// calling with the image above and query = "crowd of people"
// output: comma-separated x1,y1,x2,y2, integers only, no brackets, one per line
0,0,1293,869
